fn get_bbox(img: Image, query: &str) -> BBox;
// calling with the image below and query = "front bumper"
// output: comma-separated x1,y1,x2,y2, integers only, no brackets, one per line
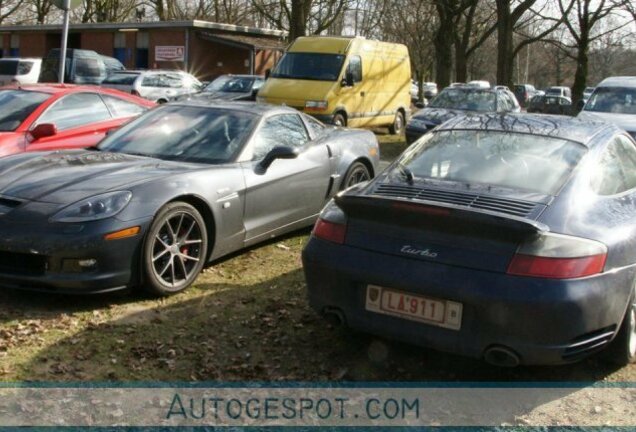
302,237,634,365
0,216,152,294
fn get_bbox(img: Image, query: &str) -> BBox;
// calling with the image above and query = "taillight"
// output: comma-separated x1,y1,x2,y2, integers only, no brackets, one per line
131,90,140,96
313,218,346,244
507,233,607,279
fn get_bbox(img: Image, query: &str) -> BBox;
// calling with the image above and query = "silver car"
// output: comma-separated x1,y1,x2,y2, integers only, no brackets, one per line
102,70,202,103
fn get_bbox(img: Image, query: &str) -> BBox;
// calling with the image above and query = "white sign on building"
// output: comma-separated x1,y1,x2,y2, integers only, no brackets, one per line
155,46,185,62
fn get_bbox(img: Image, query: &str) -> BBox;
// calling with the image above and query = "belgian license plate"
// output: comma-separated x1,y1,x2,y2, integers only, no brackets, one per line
365,285,462,330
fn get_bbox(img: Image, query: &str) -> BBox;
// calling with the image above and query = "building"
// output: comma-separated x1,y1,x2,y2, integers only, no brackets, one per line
0,20,287,80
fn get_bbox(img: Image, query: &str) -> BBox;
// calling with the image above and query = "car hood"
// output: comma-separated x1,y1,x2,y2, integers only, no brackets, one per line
411,107,476,125
0,150,193,204
578,111,636,133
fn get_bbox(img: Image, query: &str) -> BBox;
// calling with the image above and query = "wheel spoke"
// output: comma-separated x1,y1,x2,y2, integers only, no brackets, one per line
158,258,172,277
180,220,197,243
152,248,170,262
180,252,200,262
166,218,178,241
175,214,185,237
183,239,202,245
170,258,177,285
155,234,170,249
177,255,189,279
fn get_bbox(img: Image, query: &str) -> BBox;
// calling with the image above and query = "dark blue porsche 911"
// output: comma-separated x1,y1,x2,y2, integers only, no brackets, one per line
303,113,636,366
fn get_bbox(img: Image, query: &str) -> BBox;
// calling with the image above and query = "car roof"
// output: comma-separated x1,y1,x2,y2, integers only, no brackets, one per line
5,83,155,106
216,74,264,79
437,113,618,146
170,100,301,116
596,76,636,88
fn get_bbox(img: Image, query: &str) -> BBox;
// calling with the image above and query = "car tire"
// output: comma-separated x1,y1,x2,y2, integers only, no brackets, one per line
142,202,208,296
603,286,636,366
157,99,168,104
333,113,346,127
341,161,371,190
389,111,405,135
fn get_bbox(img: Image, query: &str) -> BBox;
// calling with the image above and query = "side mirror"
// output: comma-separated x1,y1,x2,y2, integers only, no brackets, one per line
258,146,299,172
265,69,271,79
341,71,354,87
30,123,57,140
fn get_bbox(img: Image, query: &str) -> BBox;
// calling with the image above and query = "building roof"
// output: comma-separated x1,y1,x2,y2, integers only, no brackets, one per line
197,31,288,51
0,20,286,38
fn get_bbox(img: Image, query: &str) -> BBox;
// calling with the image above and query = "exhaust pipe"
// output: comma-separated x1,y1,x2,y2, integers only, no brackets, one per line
322,307,346,327
484,346,521,367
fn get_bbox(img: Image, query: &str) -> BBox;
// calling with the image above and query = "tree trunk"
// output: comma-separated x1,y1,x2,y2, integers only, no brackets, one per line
571,38,589,108
455,43,467,82
495,0,515,87
289,0,309,41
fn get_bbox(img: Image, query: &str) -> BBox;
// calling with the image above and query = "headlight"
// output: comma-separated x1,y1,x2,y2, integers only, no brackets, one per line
51,191,132,223
305,100,328,110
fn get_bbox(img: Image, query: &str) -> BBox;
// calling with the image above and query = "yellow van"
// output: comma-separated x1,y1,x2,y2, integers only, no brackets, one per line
257,36,411,134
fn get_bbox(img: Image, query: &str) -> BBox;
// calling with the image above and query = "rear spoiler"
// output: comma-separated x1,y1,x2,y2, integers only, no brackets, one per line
335,194,549,234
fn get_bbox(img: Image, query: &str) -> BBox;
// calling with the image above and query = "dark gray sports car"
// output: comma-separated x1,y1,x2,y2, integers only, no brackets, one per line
0,102,379,295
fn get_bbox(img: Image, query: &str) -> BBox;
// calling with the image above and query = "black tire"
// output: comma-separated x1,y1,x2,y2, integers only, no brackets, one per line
603,287,636,366
157,99,168,104
341,161,371,190
142,202,208,296
333,112,346,127
388,110,405,135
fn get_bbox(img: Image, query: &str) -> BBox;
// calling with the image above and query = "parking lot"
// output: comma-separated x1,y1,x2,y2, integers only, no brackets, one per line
0,134,632,388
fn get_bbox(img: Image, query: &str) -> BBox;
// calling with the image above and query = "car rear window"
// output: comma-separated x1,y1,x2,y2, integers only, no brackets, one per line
103,73,139,85
0,90,50,131
399,130,586,195
429,89,496,111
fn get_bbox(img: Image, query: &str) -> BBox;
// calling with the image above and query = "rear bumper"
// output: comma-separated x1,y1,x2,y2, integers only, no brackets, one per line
302,237,634,365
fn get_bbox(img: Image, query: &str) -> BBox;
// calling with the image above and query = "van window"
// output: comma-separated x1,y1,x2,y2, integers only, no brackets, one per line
271,53,345,82
0,60,18,75
74,57,102,78
347,56,362,83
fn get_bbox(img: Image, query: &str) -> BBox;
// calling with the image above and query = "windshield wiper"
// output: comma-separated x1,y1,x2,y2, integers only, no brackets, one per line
85,146,101,151
394,162,414,185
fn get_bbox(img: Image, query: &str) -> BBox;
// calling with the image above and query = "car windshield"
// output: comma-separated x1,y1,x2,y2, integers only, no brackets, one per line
205,76,255,93
398,130,586,195
97,105,257,164
0,90,50,131
270,52,345,81
429,89,496,111
584,87,636,115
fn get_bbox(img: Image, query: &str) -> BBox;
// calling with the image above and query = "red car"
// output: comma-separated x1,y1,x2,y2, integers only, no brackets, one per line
0,84,155,157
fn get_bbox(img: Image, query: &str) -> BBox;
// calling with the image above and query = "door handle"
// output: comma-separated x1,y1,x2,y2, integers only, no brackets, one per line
360,91,365,97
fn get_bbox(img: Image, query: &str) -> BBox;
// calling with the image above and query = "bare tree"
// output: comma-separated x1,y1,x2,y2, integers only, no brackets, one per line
0,0,24,23
493,0,569,87
252,0,350,40
557,0,628,105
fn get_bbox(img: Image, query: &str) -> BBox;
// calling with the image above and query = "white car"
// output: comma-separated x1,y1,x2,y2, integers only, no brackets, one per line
0,58,41,86
102,70,202,103
578,76,636,140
